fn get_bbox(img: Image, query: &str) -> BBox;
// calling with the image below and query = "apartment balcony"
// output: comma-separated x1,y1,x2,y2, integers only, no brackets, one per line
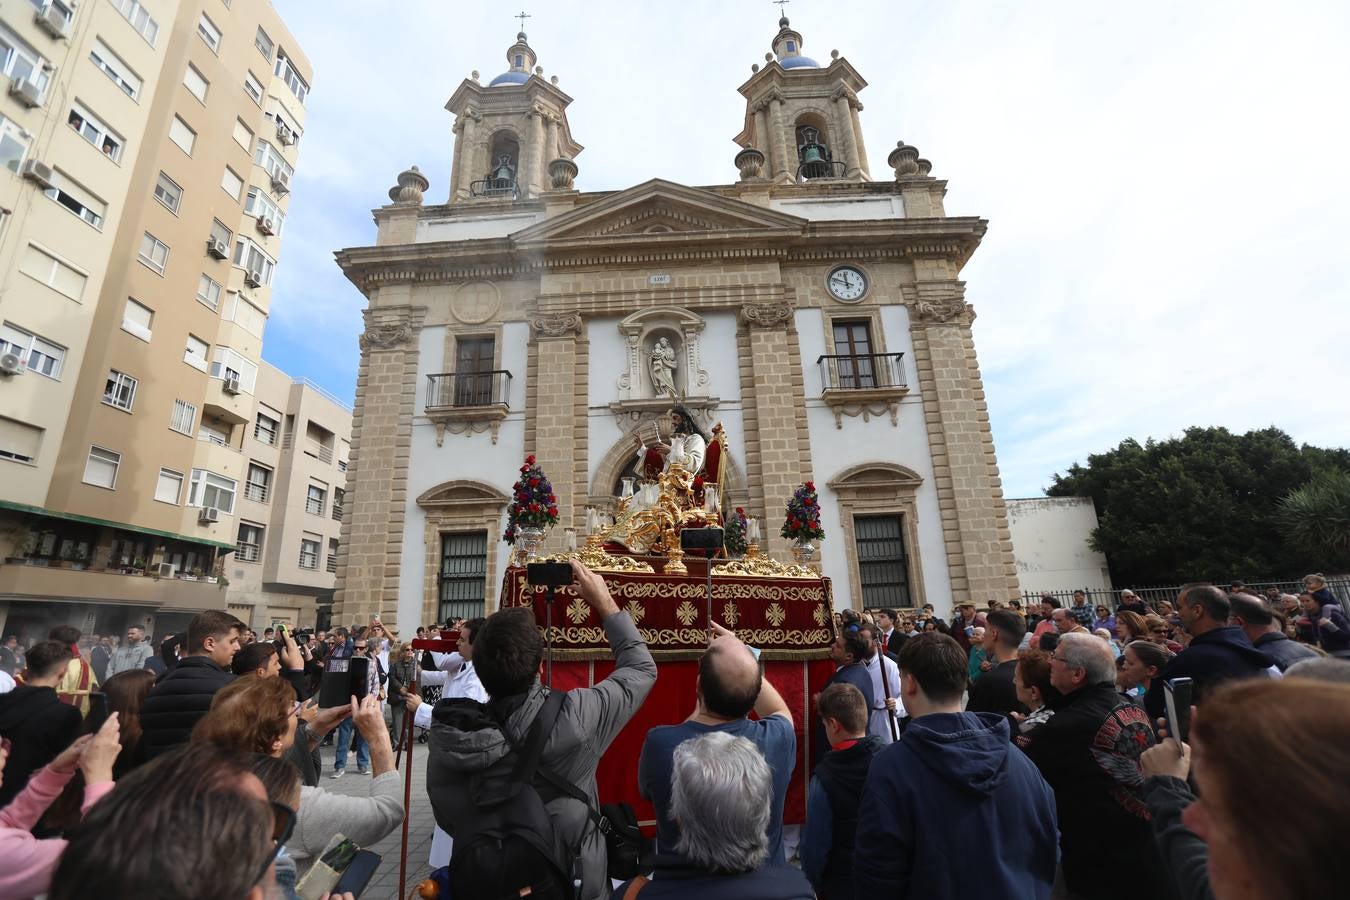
425,370,512,446
817,352,910,429
203,377,251,425
0,563,227,608
191,437,244,484
281,433,335,465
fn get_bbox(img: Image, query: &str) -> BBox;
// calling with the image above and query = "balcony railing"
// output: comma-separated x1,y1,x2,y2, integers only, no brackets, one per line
303,439,334,464
331,503,343,522
236,542,260,563
305,497,324,516
817,353,907,391
244,482,270,504
798,159,847,181
469,175,517,199
426,371,512,410
326,554,338,574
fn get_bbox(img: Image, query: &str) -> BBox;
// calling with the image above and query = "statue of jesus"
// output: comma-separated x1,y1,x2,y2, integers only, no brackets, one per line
650,337,678,399
634,406,706,476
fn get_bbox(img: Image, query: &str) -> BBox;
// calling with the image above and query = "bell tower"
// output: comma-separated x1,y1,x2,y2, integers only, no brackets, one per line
733,15,869,183
444,29,584,203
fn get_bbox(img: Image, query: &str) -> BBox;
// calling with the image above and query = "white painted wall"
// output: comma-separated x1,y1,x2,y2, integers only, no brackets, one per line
1006,497,1113,595
398,322,530,629
417,211,545,242
769,195,904,221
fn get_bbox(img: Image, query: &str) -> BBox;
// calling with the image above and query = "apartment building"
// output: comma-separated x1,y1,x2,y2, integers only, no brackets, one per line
0,1,318,643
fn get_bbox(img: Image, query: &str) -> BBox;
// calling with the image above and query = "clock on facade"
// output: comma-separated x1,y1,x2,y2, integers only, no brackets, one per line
826,266,868,302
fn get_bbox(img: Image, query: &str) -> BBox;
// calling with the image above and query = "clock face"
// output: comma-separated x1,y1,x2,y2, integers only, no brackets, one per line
827,266,867,302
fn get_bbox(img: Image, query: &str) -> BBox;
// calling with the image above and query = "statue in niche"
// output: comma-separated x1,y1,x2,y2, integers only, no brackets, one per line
649,336,678,399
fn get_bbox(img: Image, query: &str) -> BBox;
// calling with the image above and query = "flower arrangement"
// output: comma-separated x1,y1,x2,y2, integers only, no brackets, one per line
503,454,559,544
724,507,749,556
781,481,825,542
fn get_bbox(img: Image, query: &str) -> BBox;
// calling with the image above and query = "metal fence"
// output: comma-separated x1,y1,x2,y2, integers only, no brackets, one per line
1021,576,1350,613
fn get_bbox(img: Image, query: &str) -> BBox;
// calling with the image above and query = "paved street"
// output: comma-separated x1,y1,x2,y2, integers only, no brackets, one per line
317,742,434,900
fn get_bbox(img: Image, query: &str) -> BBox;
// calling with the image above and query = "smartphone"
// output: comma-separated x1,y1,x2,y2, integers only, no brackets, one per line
527,561,575,588
1163,676,1193,746
86,691,110,731
332,849,382,897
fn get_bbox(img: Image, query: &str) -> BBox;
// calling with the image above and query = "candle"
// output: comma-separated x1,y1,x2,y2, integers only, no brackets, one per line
565,529,577,552
747,518,760,543
586,508,596,534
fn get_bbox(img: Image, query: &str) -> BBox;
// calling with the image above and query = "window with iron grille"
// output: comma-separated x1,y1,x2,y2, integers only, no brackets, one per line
439,531,487,622
299,538,319,570
331,488,344,521
245,463,271,503
855,514,912,608
326,538,338,573
237,523,263,562
305,484,325,516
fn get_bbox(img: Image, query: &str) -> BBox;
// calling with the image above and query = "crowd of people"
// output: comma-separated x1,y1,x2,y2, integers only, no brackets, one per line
0,569,1346,899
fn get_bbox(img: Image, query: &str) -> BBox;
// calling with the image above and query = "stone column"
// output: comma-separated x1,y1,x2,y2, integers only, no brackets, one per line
834,91,861,178
907,280,1018,601
769,97,792,181
849,103,870,179
528,312,583,553
448,119,464,200
753,104,772,175
545,117,559,168
739,302,812,561
527,110,546,198
456,112,478,200
332,304,427,629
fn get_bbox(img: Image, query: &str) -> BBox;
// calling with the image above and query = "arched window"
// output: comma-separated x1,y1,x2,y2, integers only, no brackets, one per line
474,132,520,197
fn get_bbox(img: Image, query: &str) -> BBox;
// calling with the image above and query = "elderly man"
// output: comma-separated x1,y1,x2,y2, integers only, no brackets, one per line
1117,590,1149,617
1023,632,1163,900
613,732,814,899
639,623,795,864
1052,607,1087,637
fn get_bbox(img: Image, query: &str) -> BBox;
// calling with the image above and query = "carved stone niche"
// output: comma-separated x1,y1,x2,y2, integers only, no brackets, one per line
610,307,715,428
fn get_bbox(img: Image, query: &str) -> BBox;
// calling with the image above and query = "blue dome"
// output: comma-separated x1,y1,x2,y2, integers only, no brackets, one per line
781,55,820,69
488,70,530,86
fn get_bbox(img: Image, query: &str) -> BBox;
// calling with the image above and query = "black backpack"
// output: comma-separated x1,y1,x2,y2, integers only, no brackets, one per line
446,690,576,900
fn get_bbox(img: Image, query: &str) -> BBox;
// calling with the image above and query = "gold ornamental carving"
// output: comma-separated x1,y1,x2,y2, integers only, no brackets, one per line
625,602,646,625
675,601,699,627
722,601,741,628
566,597,589,625
813,605,828,626
765,603,787,627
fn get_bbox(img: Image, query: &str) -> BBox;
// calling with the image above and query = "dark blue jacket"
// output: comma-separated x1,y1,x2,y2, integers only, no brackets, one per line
812,662,873,772
140,656,234,758
1144,626,1273,721
610,854,814,900
853,712,1058,900
1253,631,1318,672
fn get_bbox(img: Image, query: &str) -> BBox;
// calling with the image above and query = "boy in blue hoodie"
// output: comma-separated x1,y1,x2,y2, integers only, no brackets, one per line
853,632,1059,899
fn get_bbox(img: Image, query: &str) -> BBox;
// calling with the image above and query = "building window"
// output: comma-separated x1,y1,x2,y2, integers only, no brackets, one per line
237,522,263,562
209,347,258,393
199,420,229,446
244,71,263,105
254,411,279,445
153,172,182,213
103,370,137,411
831,319,877,389
253,140,294,182
83,446,120,488
0,23,50,97
154,468,183,504
787,40,796,52
0,115,28,173
19,244,87,301
89,40,141,99
332,487,344,521
327,538,339,573
42,172,106,229
299,537,320,570
189,469,237,513
453,336,496,406
439,531,488,621
854,514,912,608
0,416,42,464
111,0,158,45
67,103,124,162
196,274,221,310
245,463,271,503
138,232,169,274
0,322,64,378
305,484,326,516
224,292,266,338
170,399,196,435
197,14,222,53
255,26,274,59
232,237,275,285
121,298,153,342
221,167,243,200
183,64,209,103
184,334,209,371
168,116,196,155
210,218,233,249
232,118,253,151
244,186,284,233
274,51,308,104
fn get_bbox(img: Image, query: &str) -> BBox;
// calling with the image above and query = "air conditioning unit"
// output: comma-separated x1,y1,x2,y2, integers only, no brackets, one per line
198,507,220,524
206,237,228,259
276,122,295,145
8,77,42,108
20,158,54,189
243,270,262,288
35,5,70,39
270,171,290,194
0,351,23,376
222,377,241,395
255,215,275,236
157,562,176,578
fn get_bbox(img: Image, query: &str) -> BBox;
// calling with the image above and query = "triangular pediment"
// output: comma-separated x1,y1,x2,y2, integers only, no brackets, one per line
511,179,807,246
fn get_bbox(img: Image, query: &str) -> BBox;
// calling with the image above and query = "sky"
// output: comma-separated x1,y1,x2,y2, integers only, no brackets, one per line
266,0,1350,498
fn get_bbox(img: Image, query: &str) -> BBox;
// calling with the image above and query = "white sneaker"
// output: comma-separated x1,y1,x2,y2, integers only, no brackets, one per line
329,769,345,779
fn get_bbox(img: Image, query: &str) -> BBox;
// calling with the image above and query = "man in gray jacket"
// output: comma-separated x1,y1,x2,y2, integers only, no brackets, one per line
426,560,656,900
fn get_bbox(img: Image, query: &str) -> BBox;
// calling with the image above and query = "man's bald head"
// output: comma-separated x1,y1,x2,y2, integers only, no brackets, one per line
698,635,762,719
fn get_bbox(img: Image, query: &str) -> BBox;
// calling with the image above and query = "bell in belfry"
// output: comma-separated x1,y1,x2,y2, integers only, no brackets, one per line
802,143,825,163
492,154,515,184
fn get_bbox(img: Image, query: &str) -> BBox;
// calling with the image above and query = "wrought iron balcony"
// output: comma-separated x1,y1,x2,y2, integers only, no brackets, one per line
469,175,518,199
798,159,847,181
818,353,906,391
426,371,512,410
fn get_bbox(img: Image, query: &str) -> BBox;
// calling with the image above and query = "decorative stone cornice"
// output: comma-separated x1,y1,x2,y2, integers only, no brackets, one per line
740,302,794,329
530,312,583,340
831,86,861,109
358,322,413,351
912,296,976,326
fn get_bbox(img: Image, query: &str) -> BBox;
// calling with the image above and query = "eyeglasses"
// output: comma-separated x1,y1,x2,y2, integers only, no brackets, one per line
253,801,297,887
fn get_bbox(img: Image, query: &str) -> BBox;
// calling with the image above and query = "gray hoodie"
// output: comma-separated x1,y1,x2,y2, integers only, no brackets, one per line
426,611,656,900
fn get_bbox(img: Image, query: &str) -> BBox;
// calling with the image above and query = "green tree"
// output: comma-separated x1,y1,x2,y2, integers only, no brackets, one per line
1047,427,1346,585
1278,470,1350,560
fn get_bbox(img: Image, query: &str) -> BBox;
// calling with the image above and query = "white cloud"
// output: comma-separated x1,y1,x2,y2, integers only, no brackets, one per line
268,0,1350,496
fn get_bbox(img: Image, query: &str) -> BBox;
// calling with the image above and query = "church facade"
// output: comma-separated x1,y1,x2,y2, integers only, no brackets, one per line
331,18,1018,630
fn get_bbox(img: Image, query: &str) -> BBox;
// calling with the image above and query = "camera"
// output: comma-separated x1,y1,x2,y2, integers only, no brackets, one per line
317,654,376,708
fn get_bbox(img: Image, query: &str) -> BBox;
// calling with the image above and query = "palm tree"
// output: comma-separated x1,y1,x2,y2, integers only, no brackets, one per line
1278,471,1350,557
